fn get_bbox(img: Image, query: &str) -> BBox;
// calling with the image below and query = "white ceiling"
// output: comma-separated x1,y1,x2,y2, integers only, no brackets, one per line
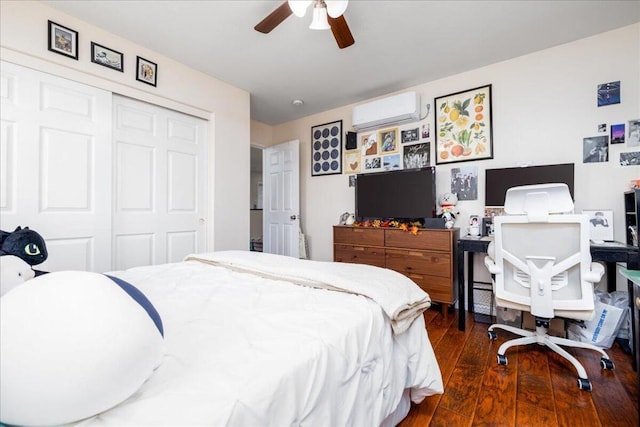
46,1,640,126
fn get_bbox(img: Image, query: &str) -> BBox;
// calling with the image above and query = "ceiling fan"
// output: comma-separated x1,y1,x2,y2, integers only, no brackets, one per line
255,0,355,49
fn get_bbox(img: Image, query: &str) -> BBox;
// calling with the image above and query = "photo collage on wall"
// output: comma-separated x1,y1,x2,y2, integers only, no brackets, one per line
343,110,432,177
587,81,639,166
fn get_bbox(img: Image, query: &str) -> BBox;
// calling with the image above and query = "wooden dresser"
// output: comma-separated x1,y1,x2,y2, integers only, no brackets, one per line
333,225,459,315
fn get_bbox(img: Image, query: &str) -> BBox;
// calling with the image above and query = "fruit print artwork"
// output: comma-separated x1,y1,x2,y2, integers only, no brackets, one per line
435,85,493,164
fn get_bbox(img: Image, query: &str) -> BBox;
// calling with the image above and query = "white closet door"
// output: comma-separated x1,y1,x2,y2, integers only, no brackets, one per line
0,61,112,272
112,95,207,270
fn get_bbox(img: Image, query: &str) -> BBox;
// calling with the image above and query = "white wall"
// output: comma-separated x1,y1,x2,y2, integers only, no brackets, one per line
0,1,251,251
271,24,640,290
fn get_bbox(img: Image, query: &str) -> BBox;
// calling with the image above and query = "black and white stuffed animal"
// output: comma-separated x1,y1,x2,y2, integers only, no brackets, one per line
0,226,48,276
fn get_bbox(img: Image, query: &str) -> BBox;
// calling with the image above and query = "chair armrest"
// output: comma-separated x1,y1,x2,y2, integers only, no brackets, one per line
583,262,605,284
484,256,501,275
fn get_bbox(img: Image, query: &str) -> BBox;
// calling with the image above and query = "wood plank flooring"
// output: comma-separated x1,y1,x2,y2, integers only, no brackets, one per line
398,308,639,426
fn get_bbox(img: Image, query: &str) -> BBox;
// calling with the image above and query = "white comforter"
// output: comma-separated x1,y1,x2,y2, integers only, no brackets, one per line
75,251,443,426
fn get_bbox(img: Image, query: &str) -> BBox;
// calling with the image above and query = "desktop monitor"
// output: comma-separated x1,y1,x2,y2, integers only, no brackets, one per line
485,163,575,206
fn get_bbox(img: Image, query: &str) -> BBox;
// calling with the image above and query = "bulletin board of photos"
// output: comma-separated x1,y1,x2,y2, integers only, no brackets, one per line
343,122,432,178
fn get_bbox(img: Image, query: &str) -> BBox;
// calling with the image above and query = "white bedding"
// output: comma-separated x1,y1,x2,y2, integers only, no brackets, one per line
73,251,443,426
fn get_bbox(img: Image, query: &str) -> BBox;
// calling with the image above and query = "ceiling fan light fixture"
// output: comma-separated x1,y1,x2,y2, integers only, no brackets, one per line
325,0,348,18
288,0,312,18
309,3,330,30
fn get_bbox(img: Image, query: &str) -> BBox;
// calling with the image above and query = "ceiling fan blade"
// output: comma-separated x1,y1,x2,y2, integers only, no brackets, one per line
255,2,293,34
328,15,355,49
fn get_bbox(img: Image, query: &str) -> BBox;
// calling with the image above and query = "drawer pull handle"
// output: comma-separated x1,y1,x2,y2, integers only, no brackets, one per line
636,296,640,310
353,229,364,233
408,251,424,257
353,247,365,251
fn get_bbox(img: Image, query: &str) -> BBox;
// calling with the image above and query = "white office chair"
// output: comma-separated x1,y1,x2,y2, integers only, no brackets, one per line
484,183,614,391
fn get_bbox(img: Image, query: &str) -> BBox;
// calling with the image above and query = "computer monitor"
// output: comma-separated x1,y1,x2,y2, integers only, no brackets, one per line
485,163,575,206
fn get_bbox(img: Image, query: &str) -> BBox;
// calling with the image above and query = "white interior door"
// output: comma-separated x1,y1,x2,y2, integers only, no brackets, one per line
0,61,112,272
263,140,300,257
112,95,207,270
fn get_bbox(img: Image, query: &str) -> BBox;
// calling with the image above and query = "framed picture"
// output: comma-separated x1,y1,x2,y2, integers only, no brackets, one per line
382,154,401,171
403,142,430,169
620,151,640,166
344,149,361,174
583,210,614,241
136,56,157,87
628,119,640,147
435,84,493,164
597,81,620,107
583,136,609,163
47,20,78,60
610,123,625,144
451,165,478,201
91,42,123,72
378,127,399,154
361,133,377,156
364,156,381,171
401,128,419,143
311,120,342,176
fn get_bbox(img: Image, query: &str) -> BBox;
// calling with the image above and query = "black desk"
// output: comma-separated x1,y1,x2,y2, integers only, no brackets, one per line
457,236,638,331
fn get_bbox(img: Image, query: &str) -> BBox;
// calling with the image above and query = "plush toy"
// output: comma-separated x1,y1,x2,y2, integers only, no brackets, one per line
0,256,35,296
0,226,48,276
437,192,459,229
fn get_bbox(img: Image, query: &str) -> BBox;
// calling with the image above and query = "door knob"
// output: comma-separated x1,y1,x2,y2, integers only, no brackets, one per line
290,215,297,220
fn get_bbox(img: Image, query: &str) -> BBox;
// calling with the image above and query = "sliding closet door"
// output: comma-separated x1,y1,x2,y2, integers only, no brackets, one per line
112,96,207,270
0,61,112,272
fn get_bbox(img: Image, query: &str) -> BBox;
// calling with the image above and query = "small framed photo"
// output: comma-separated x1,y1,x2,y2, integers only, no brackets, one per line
378,127,399,154
583,209,614,242
597,81,620,107
48,20,78,60
610,123,625,144
401,128,419,143
136,56,157,87
91,42,123,72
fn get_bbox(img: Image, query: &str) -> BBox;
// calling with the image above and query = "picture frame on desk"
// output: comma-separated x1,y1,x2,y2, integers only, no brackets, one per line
482,217,494,236
583,209,614,241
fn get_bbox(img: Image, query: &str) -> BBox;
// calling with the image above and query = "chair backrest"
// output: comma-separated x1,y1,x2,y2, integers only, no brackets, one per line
492,184,595,320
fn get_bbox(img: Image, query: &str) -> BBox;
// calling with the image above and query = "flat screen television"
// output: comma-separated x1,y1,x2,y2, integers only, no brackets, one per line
355,167,436,220
485,163,575,206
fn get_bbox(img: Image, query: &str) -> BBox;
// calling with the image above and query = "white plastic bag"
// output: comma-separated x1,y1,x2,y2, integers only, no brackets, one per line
567,291,626,349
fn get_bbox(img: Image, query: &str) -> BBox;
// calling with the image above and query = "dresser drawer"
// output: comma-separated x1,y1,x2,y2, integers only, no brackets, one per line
385,229,451,251
404,273,454,304
334,244,385,268
334,226,384,246
385,248,451,278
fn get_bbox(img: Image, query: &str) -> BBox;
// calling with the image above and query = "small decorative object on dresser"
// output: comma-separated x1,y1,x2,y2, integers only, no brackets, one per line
437,192,459,229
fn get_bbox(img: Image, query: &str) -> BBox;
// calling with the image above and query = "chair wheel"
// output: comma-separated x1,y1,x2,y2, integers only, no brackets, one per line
577,378,592,391
600,358,615,370
488,330,497,340
497,354,507,365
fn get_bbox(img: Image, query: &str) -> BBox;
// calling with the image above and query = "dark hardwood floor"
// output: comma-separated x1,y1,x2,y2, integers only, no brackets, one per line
399,308,639,426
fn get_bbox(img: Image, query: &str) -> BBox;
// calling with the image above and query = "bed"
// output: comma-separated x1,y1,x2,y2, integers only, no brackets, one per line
3,250,443,426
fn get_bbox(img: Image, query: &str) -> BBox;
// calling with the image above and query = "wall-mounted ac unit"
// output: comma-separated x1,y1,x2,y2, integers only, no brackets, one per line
352,91,421,131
